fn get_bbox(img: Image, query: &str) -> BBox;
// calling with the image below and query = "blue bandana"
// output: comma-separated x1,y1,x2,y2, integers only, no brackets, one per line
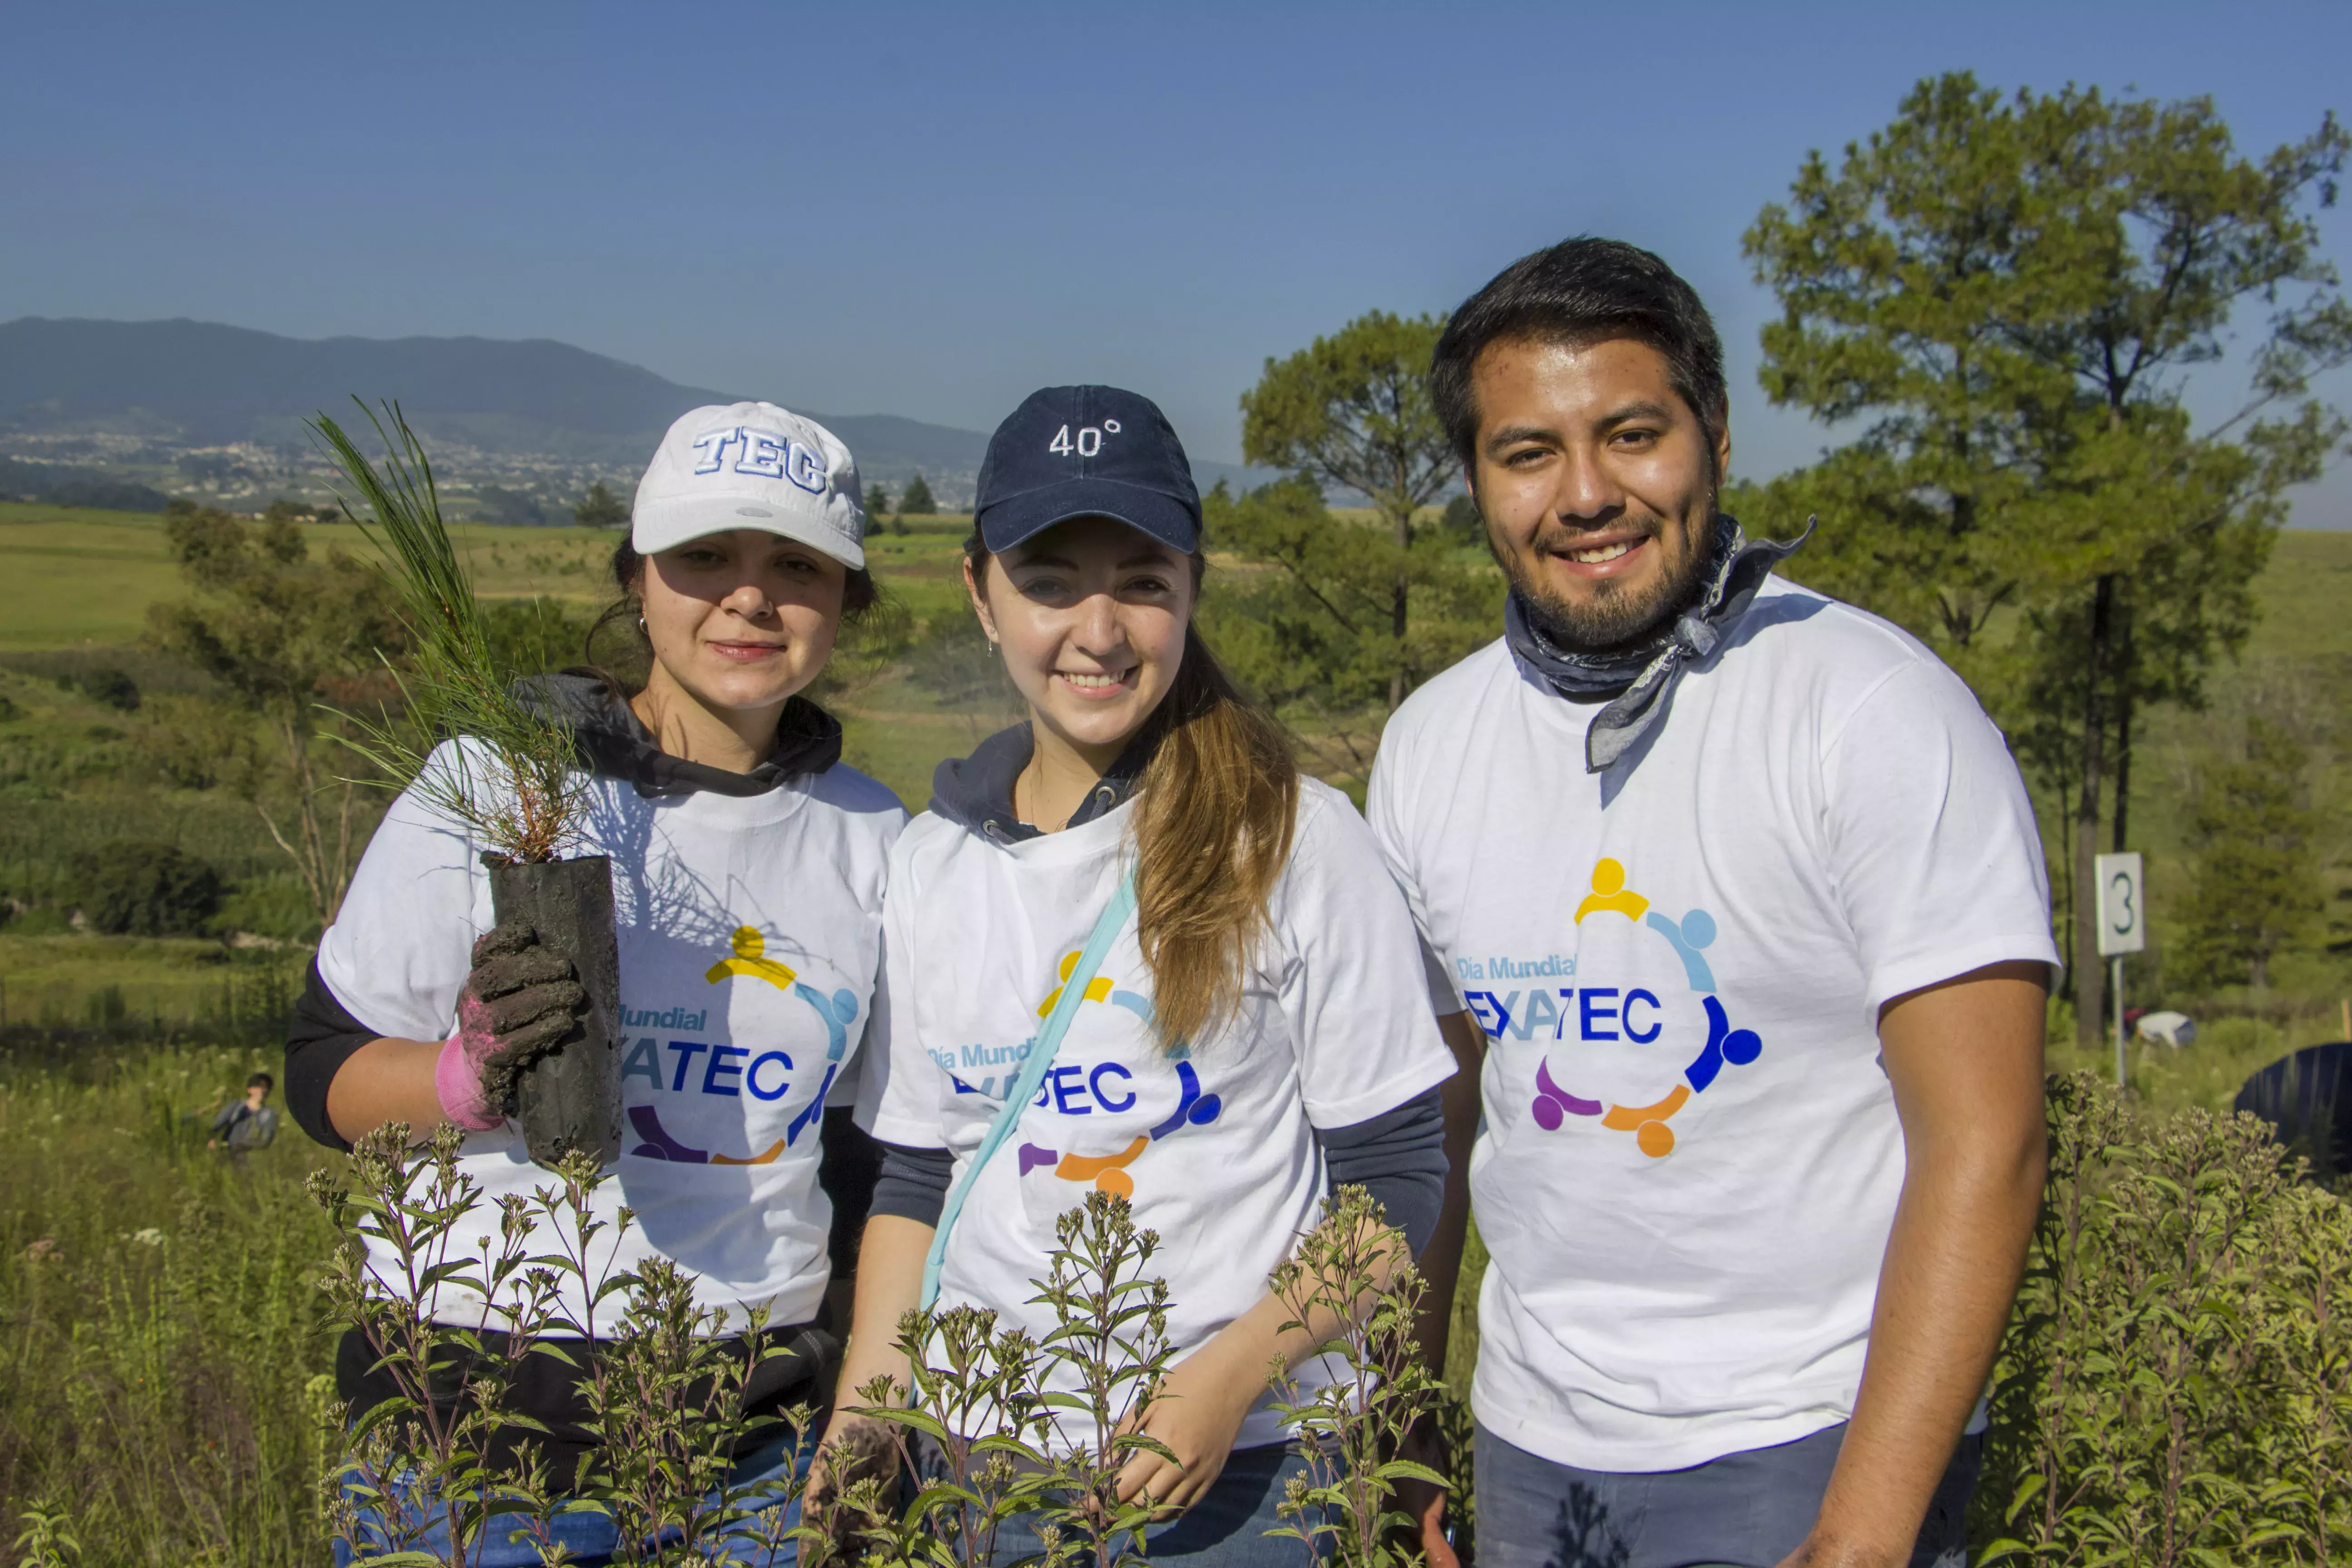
1503,514,1813,774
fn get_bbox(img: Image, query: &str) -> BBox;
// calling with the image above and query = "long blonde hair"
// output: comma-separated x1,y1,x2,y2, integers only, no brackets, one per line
966,538,1300,1050
1128,622,1300,1050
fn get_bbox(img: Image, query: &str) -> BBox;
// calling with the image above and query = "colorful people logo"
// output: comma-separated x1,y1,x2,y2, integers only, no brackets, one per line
1009,949,1221,1198
1529,860,1764,1159
706,926,797,988
627,925,858,1165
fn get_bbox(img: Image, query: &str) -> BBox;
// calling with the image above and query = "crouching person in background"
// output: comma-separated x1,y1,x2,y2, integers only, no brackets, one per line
207,1070,279,1159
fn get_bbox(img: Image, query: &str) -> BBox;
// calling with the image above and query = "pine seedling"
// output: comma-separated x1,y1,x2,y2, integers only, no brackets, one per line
310,401,587,864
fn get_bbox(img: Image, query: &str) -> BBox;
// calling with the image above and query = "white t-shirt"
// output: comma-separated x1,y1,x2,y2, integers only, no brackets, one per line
1367,578,2058,1471
320,740,906,1333
856,779,1456,1453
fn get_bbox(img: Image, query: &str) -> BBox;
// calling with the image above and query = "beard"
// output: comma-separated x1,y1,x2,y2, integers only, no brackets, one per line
1498,512,1718,656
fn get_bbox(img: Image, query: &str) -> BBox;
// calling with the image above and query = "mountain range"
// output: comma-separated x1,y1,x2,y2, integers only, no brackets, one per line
0,317,1271,502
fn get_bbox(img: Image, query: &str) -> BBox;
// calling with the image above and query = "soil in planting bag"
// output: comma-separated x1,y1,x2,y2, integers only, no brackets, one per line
489,854,623,1168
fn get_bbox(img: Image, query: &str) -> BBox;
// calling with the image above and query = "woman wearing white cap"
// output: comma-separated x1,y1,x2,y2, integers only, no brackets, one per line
286,402,905,1566
814,387,1457,1564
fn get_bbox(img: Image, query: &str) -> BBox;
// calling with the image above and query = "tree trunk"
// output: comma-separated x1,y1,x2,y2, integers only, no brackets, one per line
1388,501,1411,710
2073,574,2115,1050
2112,601,2134,855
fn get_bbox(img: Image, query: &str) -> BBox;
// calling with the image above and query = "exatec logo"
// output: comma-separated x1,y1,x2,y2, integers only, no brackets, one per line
1504,859,1768,1160
973,947,1223,1200
620,925,859,1166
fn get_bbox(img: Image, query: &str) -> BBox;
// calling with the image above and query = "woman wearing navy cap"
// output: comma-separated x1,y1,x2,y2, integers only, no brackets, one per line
817,387,1456,1564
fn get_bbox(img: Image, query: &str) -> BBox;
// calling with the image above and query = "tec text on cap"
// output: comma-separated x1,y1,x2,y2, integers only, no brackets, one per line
974,386,1200,555
632,402,867,569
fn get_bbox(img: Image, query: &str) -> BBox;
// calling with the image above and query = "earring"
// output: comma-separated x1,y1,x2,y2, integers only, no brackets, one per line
637,615,647,633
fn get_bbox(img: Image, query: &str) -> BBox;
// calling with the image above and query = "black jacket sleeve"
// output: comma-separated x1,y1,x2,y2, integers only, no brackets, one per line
284,957,379,1152
869,1139,955,1228
816,1107,885,1277
1318,1087,1449,1255
864,1092,1450,1255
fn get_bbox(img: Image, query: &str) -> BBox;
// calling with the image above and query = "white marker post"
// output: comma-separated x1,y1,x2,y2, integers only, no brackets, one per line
2095,852,2146,1088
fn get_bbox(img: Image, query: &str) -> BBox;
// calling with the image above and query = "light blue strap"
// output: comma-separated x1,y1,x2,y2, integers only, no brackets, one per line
920,868,1137,1309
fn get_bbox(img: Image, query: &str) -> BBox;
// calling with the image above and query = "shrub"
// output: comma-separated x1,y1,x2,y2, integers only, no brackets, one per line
311,1125,1438,1568
68,842,224,936
137,693,260,793
59,667,140,712
1976,1072,2352,1563
214,875,323,944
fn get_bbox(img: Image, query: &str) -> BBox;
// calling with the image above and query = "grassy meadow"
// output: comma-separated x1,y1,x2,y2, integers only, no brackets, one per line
5,499,2352,1559
0,500,623,651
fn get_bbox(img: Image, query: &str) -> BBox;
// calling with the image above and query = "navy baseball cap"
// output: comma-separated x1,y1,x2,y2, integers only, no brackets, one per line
975,386,1201,555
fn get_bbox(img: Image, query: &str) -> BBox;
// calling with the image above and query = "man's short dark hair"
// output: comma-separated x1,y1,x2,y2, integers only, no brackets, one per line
1429,238,1728,470
246,1071,274,1091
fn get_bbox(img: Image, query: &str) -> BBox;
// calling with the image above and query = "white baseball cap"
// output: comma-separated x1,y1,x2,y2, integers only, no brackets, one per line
631,401,867,569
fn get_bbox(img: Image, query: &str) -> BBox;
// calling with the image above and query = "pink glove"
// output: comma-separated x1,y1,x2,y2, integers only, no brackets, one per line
435,920,586,1132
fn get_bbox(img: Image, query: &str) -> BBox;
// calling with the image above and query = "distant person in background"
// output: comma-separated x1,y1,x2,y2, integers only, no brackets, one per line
207,1071,279,1154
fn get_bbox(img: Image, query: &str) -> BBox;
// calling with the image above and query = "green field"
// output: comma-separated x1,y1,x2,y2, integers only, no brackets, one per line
5,501,2351,1560
0,500,620,650
7,497,2352,1083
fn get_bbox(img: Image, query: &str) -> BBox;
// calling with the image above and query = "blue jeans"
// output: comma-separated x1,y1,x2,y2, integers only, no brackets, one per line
332,1427,813,1567
928,1441,1330,1567
1473,1421,1980,1568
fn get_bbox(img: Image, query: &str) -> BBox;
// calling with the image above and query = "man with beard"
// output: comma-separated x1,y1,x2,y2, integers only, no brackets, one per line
1367,240,2057,1568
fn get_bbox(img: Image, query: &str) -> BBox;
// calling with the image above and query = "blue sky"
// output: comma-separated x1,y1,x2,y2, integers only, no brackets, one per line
4,1,2348,518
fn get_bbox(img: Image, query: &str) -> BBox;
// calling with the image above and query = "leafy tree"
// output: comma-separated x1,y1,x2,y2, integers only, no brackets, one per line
573,480,629,529
146,500,409,925
900,473,937,516
1240,310,1458,708
1736,74,2350,1044
138,692,260,792
900,614,1014,739
2175,715,2324,994
1439,493,1482,543
69,841,223,936
1200,478,1495,780
804,592,915,709
59,666,141,712
480,597,599,681
475,484,558,528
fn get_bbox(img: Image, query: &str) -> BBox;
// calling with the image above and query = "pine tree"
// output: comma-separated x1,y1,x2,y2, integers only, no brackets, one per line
2177,715,2323,993
900,473,936,516
1736,74,2350,1044
573,480,629,529
1240,309,1458,710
